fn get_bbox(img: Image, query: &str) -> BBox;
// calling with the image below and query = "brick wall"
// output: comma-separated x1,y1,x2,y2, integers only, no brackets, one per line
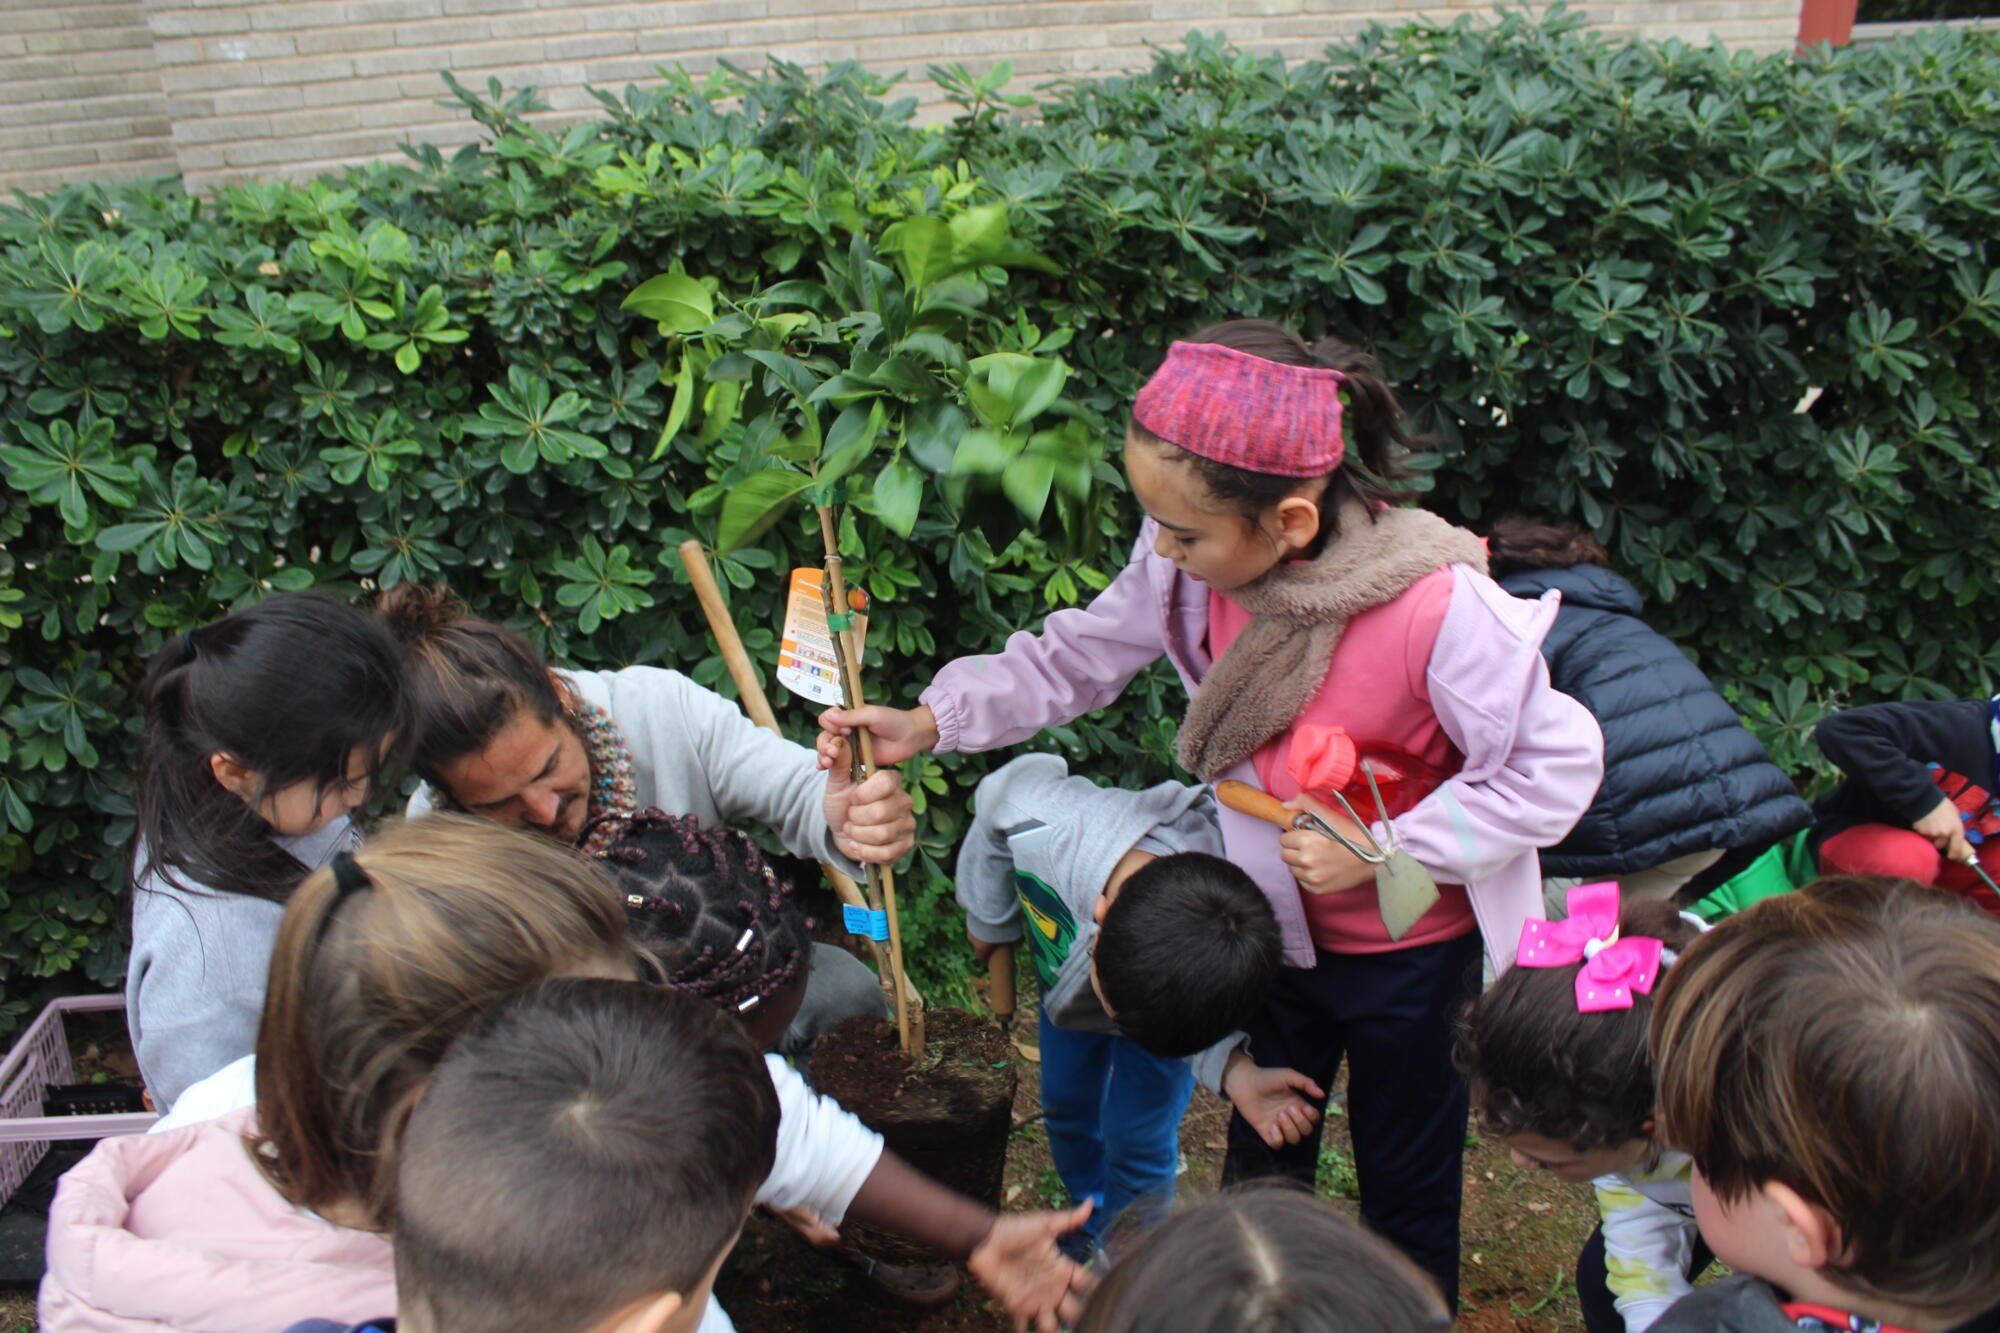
1,0,177,196
1,0,1801,195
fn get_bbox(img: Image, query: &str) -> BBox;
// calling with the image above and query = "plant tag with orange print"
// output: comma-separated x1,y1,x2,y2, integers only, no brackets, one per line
777,568,868,705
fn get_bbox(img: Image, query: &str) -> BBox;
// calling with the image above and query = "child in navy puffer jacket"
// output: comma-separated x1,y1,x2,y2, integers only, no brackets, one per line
1489,518,1810,907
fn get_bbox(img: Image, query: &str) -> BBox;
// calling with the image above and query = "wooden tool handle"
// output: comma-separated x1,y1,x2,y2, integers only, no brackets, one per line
677,539,780,733
986,944,1016,1028
1215,779,1297,830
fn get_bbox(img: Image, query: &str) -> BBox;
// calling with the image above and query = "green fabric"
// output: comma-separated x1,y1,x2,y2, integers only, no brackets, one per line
1687,831,1818,923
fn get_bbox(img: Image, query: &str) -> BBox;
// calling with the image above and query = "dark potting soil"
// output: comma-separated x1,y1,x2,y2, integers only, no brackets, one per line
810,1008,1018,1266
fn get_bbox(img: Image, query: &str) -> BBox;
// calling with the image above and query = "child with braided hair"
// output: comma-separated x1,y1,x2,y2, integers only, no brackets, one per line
608,809,815,1049
607,809,1093,1324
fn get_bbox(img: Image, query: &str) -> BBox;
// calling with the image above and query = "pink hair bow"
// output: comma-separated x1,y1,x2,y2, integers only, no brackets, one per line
1515,882,1664,1014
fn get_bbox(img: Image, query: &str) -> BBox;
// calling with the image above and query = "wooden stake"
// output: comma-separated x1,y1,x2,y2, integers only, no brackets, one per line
986,945,1016,1030
676,539,922,1024
815,504,922,1058
678,540,781,732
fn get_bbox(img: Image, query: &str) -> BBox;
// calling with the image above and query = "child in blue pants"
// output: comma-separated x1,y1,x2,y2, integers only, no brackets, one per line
957,754,1289,1256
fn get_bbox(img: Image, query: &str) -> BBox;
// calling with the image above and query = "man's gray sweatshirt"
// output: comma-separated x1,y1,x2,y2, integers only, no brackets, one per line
410,665,861,876
954,752,1240,1090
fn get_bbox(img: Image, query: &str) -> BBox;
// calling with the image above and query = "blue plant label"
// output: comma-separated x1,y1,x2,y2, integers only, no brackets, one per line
842,905,890,941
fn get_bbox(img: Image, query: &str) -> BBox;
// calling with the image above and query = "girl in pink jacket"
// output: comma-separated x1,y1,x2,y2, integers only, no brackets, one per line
826,319,1603,1305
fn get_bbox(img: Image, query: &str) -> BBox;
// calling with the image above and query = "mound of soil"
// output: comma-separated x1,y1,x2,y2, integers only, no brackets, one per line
810,1008,1018,1264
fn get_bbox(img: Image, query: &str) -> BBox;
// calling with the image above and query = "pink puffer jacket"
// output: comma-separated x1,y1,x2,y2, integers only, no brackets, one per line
39,1107,395,1332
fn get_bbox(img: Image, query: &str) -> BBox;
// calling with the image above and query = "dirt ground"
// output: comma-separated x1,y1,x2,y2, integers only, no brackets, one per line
717,1005,1597,1332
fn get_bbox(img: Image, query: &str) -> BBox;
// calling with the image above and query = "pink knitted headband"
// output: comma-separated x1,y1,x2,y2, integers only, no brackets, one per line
1130,340,1347,478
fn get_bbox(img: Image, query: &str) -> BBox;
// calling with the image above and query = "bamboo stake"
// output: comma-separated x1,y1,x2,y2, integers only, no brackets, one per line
675,540,921,1021
679,541,782,733
815,504,922,1057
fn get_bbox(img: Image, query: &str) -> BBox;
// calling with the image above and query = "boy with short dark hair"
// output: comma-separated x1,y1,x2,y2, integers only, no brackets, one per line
289,976,779,1333
957,754,1311,1259
1649,876,2000,1333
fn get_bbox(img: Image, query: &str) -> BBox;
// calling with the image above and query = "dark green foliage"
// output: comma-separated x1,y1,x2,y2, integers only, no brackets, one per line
1857,1,1999,22
2,12,1997,1027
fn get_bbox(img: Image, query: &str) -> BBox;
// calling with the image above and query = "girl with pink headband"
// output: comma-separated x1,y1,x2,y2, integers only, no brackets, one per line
823,318,1604,1303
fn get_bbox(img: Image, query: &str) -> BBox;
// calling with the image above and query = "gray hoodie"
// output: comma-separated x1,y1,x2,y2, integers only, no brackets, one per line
125,817,359,1109
955,753,1239,1089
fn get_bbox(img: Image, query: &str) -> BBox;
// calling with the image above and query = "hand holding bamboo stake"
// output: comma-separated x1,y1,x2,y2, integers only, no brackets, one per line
675,539,920,1025
814,504,922,1058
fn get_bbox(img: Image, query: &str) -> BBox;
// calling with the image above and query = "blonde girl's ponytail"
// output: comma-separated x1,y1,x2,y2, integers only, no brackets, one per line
251,813,631,1226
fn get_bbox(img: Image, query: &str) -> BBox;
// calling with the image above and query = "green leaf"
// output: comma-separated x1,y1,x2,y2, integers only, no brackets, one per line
622,274,714,333
904,402,967,473
882,215,950,293
872,455,924,537
951,427,1019,476
1001,451,1056,522
93,522,157,552
716,469,817,553
819,401,885,487
947,203,1009,264
0,417,137,528
763,237,804,272
500,434,539,474
654,354,695,460
744,349,825,407
1008,358,1067,426
1346,269,1389,306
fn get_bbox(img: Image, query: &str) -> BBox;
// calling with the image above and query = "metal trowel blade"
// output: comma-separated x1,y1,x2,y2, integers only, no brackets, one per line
1377,850,1440,941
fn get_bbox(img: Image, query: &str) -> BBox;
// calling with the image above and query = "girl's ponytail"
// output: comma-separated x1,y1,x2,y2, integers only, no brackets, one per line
1302,333,1420,503
141,627,200,734
251,814,630,1225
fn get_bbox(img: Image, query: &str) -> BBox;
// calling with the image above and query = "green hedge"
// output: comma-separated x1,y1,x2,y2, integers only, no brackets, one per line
2,9,1997,1026
1856,2,1998,23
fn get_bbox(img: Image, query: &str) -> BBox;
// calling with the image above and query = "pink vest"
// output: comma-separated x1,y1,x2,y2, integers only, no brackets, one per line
1209,569,1478,953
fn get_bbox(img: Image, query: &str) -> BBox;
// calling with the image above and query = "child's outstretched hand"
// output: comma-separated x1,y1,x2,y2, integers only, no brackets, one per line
1222,1049,1325,1149
819,704,940,767
1278,792,1377,895
766,1203,840,1247
966,1201,1096,1333
820,735,917,865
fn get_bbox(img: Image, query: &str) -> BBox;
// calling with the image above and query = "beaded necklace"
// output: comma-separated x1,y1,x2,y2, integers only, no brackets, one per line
572,699,639,860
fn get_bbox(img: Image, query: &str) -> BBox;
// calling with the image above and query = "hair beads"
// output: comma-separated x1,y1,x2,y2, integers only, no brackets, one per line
607,809,809,1015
